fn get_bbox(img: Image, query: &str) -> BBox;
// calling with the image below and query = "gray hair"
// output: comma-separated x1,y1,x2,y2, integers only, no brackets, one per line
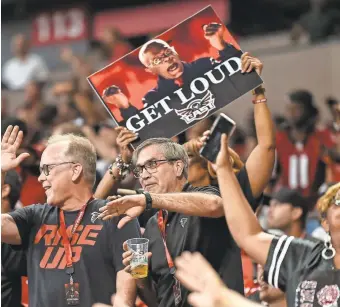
132,138,189,179
47,134,97,187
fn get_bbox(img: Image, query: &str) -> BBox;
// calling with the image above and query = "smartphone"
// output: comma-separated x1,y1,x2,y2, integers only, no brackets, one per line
199,113,236,163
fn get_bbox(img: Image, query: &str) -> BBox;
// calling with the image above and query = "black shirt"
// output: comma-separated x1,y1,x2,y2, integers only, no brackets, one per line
120,105,140,123
8,199,141,307
144,167,258,307
264,235,340,307
1,243,27,307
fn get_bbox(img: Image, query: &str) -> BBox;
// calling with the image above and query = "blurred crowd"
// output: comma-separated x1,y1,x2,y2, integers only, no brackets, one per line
1,1,340,306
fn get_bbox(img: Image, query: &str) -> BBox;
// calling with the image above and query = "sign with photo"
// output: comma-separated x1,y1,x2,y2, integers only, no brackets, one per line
88,5,262,148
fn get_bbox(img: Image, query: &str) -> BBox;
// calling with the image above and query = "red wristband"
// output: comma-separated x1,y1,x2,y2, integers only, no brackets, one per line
252,98,267,105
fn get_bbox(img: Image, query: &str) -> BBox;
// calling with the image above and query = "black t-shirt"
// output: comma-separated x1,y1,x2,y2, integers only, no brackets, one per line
2,243,27,307
144,167,258,307
121,105,140,123
8,199,141,307
264,235,340,307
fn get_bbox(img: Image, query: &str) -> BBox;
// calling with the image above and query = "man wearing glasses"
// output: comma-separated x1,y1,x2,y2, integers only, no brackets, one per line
102,85,142,123
1,125,140,307
97,136,265,307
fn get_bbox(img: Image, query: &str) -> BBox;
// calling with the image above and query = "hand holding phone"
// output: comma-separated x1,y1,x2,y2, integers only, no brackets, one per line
199,113,236,163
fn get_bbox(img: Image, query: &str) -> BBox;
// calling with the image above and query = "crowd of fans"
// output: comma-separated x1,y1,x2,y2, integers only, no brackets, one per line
1,5,340,307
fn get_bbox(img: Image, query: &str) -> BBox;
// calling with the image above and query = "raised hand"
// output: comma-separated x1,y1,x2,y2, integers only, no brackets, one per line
98,194,146,228
175,252,224,294
213,134,232,172
115,127,138,164
1,125,30,172
203,23,226,51
240,52,263,75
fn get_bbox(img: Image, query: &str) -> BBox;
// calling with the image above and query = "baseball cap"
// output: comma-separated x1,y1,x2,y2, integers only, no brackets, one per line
271,187,308,214
102,85,120,97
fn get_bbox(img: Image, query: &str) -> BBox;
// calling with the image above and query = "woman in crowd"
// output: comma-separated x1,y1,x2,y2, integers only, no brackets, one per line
187,133,340,307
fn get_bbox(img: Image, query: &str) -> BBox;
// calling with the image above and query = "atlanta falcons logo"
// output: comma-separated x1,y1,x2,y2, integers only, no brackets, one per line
175,91,216,124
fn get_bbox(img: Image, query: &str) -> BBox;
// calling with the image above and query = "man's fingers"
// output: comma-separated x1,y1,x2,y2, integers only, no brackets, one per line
122,250,132,259
2,125,14,144
117,215,132,229
175,270,201,293
246,62,255,73
241,52,250,61
120,136,139,147
102,214,116,221
106,195,121,202
118,132,138,144
124,265,132,273
98,206,107,212
7,126,20,145
123,241,129,252
242,58,252,73
122,255,133,267
15,153,30,165
13,131,24,149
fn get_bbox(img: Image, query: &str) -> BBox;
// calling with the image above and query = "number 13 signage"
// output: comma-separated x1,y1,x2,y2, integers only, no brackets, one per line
32,7,88,46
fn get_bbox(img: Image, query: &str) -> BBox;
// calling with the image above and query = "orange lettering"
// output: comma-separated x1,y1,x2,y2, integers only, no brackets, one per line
40,246,54,268
34,225,58,245
77,225,102,246
46,247,65,269
58,246,82,269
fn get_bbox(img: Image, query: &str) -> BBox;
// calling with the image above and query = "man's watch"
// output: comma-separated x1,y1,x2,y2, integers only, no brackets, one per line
140,191,153,211
251,85,266,96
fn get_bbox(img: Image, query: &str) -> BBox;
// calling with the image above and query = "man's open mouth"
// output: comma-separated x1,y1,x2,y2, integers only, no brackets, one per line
167,63,179,72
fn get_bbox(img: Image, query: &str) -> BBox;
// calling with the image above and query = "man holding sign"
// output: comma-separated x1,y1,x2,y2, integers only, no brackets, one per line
97,54,275,307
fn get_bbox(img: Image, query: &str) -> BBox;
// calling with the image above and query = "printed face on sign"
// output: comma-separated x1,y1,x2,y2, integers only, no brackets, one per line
142,44,184,80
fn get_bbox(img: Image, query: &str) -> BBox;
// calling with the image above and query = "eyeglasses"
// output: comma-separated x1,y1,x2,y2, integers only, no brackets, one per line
40,162,76,176
148,48,174,67
133,159,176,178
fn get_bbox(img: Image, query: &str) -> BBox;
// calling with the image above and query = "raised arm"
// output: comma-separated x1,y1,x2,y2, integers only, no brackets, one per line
98,189,223,228
94,127,138,199
1,125,30,245
216,134,274,266
241,53,276,199
1,214,22,244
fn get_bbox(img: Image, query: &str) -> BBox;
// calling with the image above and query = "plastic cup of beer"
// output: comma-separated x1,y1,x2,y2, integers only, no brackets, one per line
126,238,149,279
